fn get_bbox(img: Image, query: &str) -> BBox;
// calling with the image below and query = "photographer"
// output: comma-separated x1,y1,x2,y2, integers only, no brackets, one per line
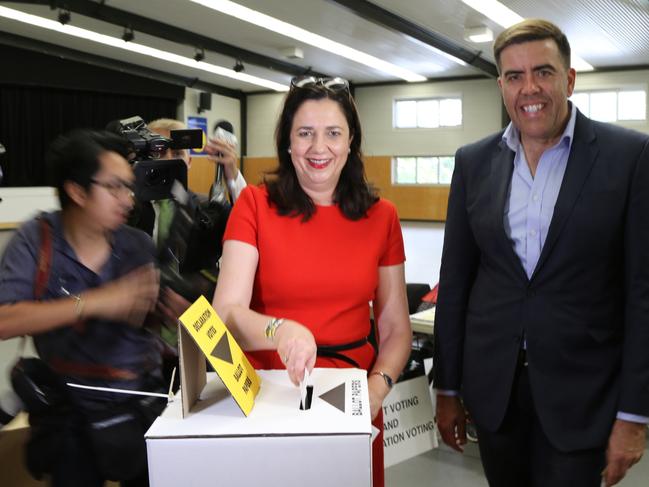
128,118,204,245
125,118,244,342
0,130,165,486
132,117,246,244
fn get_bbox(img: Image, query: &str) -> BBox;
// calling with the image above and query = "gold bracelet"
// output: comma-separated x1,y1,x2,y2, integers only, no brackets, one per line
72,294,85,320
264,317,285,341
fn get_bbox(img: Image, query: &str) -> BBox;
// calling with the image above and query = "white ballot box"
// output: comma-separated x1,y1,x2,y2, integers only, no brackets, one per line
146,368,372,487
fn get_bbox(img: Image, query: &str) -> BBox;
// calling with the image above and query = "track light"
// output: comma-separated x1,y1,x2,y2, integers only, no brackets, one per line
57,8,70,25
233,59,244,72
0,5,289,90
464,25,493,44
194,47,205,62
122,25,134,42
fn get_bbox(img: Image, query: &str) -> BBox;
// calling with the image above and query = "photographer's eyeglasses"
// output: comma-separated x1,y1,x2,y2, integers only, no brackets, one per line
90,178,136,198
290,76,350,93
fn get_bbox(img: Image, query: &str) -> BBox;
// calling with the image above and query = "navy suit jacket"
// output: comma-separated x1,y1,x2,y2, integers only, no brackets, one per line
433,110,649,451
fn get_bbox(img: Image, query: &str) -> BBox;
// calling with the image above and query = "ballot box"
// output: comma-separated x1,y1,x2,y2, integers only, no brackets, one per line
146,368,372,487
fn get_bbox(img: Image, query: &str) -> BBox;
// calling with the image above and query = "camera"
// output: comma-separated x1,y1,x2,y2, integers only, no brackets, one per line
116,116,202,201
117,115,202,161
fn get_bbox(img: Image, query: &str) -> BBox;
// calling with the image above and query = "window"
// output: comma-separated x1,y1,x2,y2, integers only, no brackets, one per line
394,97,462,128
570,89,646,122
393,156,455,185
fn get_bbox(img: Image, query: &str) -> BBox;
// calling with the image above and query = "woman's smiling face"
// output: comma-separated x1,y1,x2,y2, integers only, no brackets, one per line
289,98,352,204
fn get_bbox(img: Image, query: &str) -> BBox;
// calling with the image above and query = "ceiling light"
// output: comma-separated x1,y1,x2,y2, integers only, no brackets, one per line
461,0,522,29
194,47,205,62
464,26,493,44
0,6,288,91
233,59,244,72
461,0,594,71
570,57,595,72
191,0,427,82
281,46,304,60
122,25,134,43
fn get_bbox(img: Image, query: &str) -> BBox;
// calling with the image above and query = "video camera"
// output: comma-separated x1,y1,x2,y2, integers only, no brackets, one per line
116,116,202,201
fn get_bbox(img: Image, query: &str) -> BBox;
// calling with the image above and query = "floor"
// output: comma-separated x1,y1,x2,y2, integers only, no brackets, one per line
385,441,649,486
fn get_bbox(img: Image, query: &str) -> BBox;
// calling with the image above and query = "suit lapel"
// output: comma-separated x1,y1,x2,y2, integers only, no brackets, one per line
491,140,528,281
531,112,598,281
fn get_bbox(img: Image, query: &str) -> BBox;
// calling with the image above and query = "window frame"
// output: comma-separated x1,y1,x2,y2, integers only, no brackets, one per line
570,88,647,122
392,155,455,186
393,95,463,129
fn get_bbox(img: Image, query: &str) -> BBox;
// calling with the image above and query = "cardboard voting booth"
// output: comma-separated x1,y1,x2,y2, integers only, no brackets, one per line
145,297,372,487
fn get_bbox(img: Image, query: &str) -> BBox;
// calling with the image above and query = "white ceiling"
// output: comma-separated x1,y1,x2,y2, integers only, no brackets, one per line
1,0,648,93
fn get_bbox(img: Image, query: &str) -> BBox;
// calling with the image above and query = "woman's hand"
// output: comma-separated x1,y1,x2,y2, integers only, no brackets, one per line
274,320,317,386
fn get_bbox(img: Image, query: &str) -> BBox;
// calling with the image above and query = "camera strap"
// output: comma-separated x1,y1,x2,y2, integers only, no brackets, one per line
34,216,53,300
13,216,55,359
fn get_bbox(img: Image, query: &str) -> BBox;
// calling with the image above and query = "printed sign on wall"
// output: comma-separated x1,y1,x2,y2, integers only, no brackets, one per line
187,116,208,155
382,375,438,467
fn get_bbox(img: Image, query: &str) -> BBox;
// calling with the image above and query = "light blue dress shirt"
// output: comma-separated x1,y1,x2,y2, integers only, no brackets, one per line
502,103,575,279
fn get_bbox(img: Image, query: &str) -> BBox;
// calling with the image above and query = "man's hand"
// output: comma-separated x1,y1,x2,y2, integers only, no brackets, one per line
603,419,646,486
157,288,191,325
85,264,159,327
205,138,239,182
436,394,467,452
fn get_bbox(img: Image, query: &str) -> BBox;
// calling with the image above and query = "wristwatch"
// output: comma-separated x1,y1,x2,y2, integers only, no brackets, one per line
370,371,394,389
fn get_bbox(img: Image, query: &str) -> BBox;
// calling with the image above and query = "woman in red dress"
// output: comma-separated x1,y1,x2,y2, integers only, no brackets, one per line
213,76,412,487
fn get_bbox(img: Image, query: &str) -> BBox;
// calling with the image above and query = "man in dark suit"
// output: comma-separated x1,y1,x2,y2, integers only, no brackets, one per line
433,19,649,487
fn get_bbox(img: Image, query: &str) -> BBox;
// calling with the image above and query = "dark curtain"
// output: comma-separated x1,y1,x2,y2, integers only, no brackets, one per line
0,86,177,186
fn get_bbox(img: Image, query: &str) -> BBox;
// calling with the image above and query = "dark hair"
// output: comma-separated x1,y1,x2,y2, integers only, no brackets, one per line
46,129,131,209
266,84,378,221
493,19,571,73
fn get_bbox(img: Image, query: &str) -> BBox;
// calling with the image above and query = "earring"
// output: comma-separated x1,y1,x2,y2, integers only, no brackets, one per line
348,147,351,153
287,148,292,154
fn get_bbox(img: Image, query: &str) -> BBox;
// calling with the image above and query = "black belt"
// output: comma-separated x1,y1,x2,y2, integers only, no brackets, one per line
317,323,379,368
317,337,369,368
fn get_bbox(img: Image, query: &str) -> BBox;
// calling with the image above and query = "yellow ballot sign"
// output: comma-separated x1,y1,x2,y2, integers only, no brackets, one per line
178,296,260,416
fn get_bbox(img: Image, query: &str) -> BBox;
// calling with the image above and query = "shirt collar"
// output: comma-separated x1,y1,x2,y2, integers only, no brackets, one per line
502,101,577,153
48,210,120,265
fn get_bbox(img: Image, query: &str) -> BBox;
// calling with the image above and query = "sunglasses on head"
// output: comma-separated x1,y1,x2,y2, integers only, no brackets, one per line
290,76,350,92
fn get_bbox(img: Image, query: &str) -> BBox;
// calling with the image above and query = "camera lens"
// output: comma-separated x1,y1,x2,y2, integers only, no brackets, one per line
145,168,166,186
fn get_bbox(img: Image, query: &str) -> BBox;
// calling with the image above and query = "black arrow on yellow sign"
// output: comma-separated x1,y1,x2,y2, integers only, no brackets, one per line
211,332,233,365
